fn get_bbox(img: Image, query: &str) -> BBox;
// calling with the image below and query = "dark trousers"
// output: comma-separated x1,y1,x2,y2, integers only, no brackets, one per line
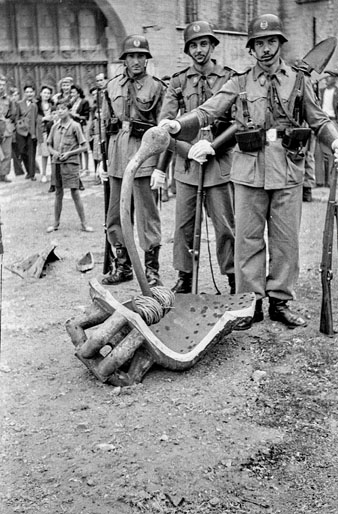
16,133,37,178
12,140,25,176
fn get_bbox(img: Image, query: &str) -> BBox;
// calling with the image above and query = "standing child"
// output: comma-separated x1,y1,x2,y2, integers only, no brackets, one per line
46,99,93,233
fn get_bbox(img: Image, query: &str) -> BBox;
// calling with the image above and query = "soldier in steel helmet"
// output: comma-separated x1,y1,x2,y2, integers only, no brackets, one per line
156,20,236,295
101,35,166,287
160,13,338,329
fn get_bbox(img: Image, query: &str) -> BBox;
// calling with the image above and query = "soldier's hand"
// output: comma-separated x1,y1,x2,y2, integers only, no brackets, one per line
150,169,166,190
188,140,215,164
98,163,109,182
158,119,181,134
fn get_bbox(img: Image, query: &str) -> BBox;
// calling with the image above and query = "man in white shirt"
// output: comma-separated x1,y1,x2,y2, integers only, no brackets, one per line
321,74,338,120
316,71,338,186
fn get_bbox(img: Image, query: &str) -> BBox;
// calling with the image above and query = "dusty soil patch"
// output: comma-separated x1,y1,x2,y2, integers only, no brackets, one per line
1,175,338,513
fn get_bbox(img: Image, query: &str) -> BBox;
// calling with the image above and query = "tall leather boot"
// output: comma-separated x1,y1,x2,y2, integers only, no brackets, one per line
171,271,192,294
227,273,236,294
144,246,162,287
269,298,307,328
102,246,133,285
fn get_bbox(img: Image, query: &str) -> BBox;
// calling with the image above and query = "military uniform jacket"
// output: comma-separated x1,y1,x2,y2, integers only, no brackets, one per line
190,59,336,189
159,62,234,187
104,71,165,178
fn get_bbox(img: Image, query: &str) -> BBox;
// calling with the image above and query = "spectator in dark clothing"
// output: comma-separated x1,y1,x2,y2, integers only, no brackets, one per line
16,84,39,181
70,84,90,174
8,86,25,177
88,86,97,154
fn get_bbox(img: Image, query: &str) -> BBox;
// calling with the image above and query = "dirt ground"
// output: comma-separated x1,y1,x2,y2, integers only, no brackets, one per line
1,168,338,514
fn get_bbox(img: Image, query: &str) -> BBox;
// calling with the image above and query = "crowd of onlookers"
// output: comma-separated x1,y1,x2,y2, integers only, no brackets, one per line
0,73,105,189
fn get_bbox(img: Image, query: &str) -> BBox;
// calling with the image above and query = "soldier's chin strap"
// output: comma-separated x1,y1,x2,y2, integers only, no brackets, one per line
189,44,214,66
249,42,281,64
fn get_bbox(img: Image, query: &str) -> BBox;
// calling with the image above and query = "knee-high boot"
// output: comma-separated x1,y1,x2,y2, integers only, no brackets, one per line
102,246,133,285
144,245,162,287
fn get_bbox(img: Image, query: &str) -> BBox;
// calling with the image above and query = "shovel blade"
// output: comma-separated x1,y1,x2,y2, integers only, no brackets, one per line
302,37,337,74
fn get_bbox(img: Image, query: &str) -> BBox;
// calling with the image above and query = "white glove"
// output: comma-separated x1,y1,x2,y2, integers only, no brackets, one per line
98,162,109,182
158,119,181,134
332,139,338,163
188,140,215,164
150,169,166,190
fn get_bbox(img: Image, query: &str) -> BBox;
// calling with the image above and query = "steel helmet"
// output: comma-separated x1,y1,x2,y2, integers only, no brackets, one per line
119,35,152,60
184,20,220,54
246,14,288,48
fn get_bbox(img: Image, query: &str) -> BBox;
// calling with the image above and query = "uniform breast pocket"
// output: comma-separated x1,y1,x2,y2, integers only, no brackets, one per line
237,93,266,128
136,95,153,110
184,91,200,111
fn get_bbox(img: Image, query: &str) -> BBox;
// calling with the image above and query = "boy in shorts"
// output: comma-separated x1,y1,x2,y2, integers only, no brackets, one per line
46,99,93,233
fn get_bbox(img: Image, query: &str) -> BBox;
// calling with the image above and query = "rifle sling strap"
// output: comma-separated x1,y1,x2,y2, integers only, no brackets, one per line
286,70,304,126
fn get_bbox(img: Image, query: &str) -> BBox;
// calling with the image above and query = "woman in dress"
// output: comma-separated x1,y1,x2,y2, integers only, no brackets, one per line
36,85,54,183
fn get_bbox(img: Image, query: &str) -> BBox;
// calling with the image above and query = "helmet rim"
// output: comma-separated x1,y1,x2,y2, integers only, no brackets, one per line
246,14,288,49
119,35,152,60
183,20,220,54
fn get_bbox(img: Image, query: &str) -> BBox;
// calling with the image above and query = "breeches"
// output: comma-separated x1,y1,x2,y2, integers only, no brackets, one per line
173,180,235,275
106,176,161,252
234,184,302,300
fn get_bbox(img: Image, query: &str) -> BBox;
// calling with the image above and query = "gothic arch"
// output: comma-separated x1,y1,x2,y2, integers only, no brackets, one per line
93,0,127,52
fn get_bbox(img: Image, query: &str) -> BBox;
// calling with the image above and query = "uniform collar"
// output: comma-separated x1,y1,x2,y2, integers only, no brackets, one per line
120,70,148,87
187,59,224,78
187,60,227,88
253,58,289,82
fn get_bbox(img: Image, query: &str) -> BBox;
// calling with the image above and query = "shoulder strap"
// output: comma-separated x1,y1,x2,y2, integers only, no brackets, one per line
153,76,169,89
104,90,114,116
171,69,189,114
237,73,251,126
223,65,237,76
